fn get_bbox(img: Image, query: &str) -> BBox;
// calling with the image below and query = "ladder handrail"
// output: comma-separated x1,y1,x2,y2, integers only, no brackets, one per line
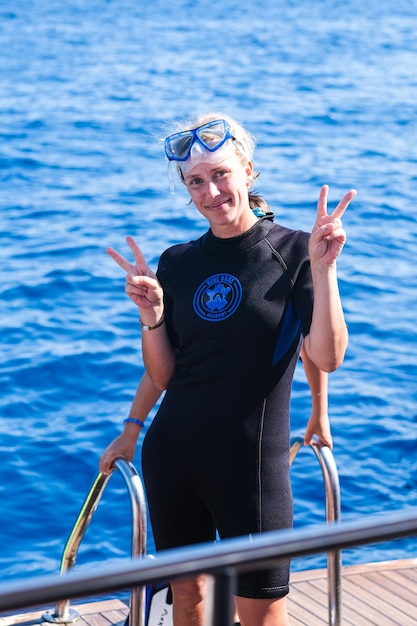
290,436,342,626
44,438,341,626
43,459,147,626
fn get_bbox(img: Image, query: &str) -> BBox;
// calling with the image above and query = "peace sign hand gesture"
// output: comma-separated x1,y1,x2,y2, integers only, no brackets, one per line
106,236,164,325
309,185,356,267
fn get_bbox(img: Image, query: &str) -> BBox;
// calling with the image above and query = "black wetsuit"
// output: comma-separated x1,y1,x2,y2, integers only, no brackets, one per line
142,215,313,598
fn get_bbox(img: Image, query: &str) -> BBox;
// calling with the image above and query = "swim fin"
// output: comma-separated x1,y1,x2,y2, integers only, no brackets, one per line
145,581,173,626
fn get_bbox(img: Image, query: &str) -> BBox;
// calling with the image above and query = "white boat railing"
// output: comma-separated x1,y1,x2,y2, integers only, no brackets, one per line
0,437,406,626
0,507,416,626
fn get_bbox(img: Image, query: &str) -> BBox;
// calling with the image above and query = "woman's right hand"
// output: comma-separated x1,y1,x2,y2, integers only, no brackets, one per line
99,430,138,475
106,236,164,325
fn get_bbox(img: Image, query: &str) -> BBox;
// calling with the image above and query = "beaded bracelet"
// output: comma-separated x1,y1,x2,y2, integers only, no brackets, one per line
139,315,165,331
124,417,145,427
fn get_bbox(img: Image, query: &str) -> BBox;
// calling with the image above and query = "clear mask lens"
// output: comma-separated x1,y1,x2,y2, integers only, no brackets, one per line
196,121,228,150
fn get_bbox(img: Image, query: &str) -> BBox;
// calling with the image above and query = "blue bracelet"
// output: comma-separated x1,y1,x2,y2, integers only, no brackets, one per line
124,418,145,427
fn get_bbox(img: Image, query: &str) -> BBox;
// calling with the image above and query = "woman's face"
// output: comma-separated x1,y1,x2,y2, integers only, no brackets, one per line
183,152,255,238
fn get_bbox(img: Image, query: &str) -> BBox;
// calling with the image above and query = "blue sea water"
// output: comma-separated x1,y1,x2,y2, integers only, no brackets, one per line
1,0,417,597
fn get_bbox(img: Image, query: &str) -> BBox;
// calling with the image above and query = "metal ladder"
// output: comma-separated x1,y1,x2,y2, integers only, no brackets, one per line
43,435,342,626
290,436,342,626
43,459,148,626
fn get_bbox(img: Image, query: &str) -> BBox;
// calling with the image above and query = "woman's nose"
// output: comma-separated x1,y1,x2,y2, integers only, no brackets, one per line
206,181,220,197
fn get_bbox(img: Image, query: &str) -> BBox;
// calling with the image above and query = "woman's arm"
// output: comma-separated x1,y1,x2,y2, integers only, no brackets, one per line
303,185,356,372
300,344,332,448
99,371,162,474
106,236,176,389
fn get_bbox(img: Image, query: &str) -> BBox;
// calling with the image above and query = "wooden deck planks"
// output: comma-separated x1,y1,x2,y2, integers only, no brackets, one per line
0,600,128,626
1,558,416,626
288,558,417,625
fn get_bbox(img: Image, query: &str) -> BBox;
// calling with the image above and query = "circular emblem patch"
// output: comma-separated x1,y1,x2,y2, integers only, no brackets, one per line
193,273,242,322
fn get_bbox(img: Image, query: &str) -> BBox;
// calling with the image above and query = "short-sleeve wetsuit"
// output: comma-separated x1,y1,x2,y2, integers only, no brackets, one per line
142,214,313,599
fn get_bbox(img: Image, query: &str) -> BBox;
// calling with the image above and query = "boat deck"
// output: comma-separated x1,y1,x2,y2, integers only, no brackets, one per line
0,600,128,626
1,558,416,626
288,558,417,625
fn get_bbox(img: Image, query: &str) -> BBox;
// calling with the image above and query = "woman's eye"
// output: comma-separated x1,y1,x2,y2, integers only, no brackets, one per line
189,177,203,186
215,169,228,178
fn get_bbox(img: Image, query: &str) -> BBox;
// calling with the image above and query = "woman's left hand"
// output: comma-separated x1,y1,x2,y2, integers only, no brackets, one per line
304,412,333,449
309,185,356,267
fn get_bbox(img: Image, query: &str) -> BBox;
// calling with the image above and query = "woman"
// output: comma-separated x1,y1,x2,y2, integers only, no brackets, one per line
101,113,355,626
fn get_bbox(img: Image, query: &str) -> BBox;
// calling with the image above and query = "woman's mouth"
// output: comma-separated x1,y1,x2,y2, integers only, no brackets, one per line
207,198,229,210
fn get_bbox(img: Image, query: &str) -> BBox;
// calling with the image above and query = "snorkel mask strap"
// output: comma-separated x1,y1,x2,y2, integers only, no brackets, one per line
167,160,177,195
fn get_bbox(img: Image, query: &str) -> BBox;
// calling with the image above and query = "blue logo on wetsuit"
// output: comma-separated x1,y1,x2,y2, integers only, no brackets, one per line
193,273,242,321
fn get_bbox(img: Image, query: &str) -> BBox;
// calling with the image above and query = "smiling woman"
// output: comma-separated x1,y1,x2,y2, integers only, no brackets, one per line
100,111,355,626
165,114,259,238
182,153,256,238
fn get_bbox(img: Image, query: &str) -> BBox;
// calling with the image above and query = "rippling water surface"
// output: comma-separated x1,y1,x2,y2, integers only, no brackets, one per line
1,0,417,590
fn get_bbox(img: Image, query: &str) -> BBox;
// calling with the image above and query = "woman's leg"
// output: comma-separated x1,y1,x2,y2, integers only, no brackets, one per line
170,575,206,626
235,595,289,626
170,576,242,625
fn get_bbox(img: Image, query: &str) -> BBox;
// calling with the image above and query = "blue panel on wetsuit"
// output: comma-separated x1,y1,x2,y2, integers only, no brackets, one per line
271,301,301,366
